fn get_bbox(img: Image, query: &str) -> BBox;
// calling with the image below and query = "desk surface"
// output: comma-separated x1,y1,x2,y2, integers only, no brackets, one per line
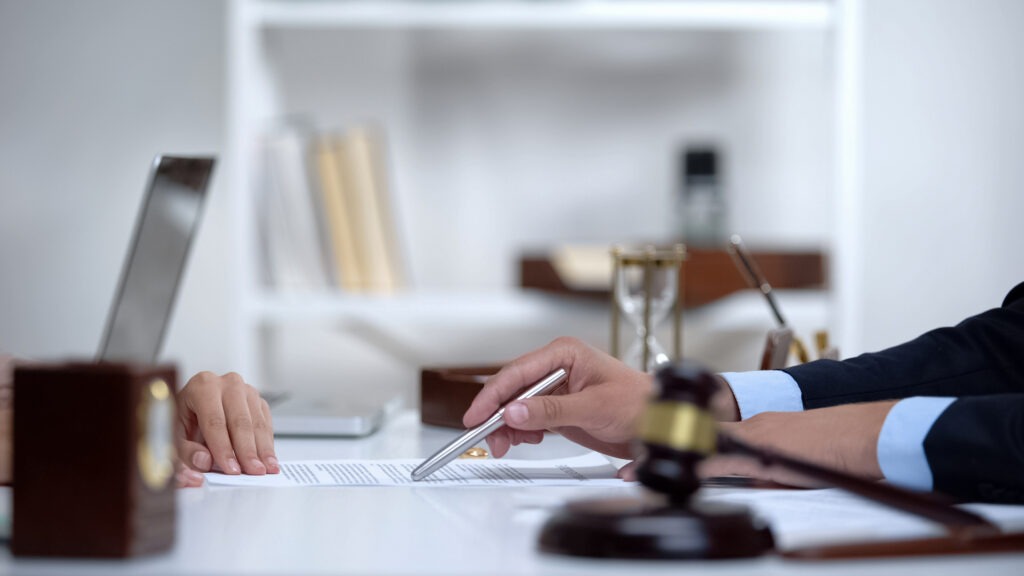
2,412,1023,575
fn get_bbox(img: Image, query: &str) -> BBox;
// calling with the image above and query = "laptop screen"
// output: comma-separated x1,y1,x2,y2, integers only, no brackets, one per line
98,156,214,363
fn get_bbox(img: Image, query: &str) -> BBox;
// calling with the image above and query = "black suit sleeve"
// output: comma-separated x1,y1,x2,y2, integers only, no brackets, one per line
782,282,1024,503
783,282,1024,408
924,395,1024,502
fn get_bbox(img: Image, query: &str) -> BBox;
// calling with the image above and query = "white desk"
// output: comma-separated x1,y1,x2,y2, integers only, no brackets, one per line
2,411,1023,574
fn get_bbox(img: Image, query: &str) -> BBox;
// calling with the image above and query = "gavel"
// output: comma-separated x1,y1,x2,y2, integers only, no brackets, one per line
539,361,1023,560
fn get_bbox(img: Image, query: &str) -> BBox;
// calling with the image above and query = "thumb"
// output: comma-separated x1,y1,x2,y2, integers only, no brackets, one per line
178,438,215,472
504,393,593,431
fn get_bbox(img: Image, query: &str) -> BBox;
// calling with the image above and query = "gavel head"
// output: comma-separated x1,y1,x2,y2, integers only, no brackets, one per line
635,361,719,505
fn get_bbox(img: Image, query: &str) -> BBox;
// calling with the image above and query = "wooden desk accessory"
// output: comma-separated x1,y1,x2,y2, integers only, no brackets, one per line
0,354,13,486
759,328,794,370
539,361,1024,560
420,365,500,429
12,361,177,558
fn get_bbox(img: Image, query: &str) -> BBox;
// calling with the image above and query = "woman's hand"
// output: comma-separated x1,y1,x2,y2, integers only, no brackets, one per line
175,371,279,487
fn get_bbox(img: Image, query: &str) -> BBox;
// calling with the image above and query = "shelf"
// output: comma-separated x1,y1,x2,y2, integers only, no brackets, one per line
249,244,824,327
252,0,834,30
520,247,826,308
247,290,592,325
227,0,854,381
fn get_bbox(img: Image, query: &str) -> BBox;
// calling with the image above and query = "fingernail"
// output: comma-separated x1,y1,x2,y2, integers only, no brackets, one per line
185,468,204,483
267,456,280,472
506,402,528,426
227,458,241,474
249,458,267,475
192,451,212,471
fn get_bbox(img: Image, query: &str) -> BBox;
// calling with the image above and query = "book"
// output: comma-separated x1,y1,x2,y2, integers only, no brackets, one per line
260,122,404,294
334,126,403,293
314,134,364,291
260,126,333,291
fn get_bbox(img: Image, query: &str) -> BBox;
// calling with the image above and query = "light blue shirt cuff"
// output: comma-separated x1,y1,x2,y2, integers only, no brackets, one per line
719,371,804,420
877,396,956,491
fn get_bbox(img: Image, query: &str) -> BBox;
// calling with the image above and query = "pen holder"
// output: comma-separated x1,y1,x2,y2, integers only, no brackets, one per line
12,361,177,558
420,365,500,429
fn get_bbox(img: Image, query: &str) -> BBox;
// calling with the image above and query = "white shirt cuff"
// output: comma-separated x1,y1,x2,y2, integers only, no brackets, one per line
876,396,955,491
719,370,804,420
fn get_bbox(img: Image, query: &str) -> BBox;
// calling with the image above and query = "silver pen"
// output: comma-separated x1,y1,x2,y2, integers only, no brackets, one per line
410,368,568,482
728,234,787,327
728,234,811,364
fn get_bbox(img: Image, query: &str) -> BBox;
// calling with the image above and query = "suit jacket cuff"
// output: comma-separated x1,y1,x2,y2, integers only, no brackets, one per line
877,396,956,490
720,371,804,420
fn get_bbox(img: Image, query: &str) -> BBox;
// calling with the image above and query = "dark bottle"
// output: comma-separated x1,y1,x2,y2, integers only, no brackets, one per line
677,146,725,247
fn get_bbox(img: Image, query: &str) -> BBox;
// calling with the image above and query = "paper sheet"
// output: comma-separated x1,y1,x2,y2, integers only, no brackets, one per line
204,453,626,488
703,487,1024,550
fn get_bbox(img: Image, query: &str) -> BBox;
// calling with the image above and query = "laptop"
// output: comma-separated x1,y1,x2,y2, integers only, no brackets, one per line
98,155,214,363
269,392,397,437
100,154,389,437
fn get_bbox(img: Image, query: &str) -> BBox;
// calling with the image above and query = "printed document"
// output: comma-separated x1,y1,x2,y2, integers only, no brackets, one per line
204,452,624,488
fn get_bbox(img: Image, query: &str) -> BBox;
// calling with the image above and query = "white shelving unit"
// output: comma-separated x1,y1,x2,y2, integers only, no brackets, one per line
250,1,833,29
226,0,863,387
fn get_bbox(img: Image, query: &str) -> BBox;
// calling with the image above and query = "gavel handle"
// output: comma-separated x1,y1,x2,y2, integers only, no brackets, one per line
718,434,999,537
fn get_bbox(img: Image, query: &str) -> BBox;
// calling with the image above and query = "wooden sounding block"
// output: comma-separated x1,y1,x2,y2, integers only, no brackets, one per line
12,362,177,558
420,366,500,429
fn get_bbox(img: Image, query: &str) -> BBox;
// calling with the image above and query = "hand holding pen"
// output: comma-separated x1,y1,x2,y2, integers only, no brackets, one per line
461,338,665,461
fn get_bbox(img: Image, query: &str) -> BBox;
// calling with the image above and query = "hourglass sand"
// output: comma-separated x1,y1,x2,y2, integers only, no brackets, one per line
610,245,686,372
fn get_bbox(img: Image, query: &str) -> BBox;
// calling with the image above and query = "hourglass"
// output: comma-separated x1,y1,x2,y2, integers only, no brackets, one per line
610,245,686,372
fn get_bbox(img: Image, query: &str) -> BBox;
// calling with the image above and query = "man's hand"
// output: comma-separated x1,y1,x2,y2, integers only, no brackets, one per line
463,337,894,489
175,371,279,487
463,337,655,459
697,400,897,487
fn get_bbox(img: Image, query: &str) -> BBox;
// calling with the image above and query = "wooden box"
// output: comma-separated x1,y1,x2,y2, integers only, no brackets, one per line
420,366,500,429
12,362,177,557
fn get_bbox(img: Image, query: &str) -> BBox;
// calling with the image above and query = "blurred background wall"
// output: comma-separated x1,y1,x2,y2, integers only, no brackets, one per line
0,0,232,376
1,0,1021,394
860,0,1024,351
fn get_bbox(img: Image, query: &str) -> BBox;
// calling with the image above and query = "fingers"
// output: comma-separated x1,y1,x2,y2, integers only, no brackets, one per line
176,466,205,488
507,429,544,446
175,437,207,488
184,374,241,475
464,337,583,428
485,428,512,458
503,390,598,431
698,454,766,480
185,372,261,476
484,428,544,459
179,371,282,476
178,438,214,472
617,460,640,481
256,398,280,473
221,377,266,475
